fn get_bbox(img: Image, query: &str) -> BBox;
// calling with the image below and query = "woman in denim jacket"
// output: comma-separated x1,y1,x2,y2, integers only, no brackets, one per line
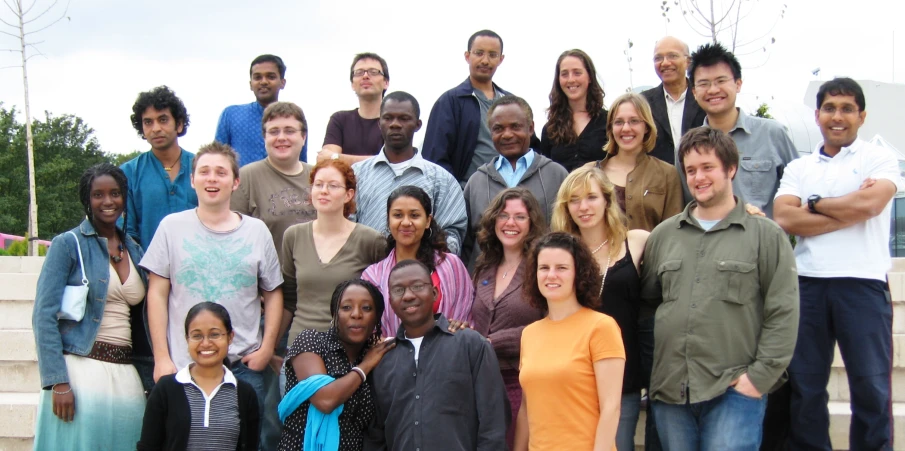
32,163,150,451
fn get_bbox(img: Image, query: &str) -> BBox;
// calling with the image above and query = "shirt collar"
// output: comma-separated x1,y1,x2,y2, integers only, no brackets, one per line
663,86,687,103
676,196,748,231
175,364,238,386
494,149,535,171
373,147,426,169
394,313,453,340
814,137,865,160
703,108,750,135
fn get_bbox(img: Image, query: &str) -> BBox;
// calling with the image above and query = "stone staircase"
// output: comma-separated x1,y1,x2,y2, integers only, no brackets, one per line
1,255,903,450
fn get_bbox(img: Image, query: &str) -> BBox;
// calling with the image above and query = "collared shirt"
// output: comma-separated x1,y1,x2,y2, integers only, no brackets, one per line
351,149,468,254
120,149,198,250
215,101,308,167
493,149,535,188
663,87,687,150
639,198,799,404
701,109,799,218
174,365,241,450
363,314,509,451
775,138,904,281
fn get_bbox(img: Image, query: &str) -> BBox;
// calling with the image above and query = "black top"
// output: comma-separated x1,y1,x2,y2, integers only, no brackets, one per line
137,373,259,451
640,82,707,165
280,329,375,451
538,110,609,172
600,241,641,394
363,314,510,451
323,109,383,156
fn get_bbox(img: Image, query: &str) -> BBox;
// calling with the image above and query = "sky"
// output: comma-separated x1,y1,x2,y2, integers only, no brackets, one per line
0,0,902,157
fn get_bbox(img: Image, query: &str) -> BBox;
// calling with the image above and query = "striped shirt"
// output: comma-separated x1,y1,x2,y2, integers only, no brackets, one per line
351,149,468,255
362,249,474,337
175,365,241,450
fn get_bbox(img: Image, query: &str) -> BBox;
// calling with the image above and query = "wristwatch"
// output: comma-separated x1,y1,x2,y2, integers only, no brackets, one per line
331,153,340,160
807,194,822,213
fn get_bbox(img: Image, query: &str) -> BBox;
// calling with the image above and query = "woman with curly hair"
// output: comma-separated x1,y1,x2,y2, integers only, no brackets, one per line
514,232,625,451
538,49,608,172
362,185,473,337
471,188,546,448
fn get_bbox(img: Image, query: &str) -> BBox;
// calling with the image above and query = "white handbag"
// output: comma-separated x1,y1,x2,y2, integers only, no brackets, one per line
58,231,89,321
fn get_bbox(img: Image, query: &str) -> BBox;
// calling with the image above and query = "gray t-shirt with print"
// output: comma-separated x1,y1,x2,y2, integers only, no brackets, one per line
140,209,283,369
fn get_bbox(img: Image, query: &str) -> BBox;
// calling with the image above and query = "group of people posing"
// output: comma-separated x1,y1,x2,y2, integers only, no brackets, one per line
31,27,899,451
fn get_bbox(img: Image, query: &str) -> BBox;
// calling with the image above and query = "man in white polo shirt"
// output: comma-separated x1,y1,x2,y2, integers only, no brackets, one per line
774,77,903,450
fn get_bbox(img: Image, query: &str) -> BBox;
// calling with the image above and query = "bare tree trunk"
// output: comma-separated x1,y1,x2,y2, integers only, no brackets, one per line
709,0,718,44
16,0,39,256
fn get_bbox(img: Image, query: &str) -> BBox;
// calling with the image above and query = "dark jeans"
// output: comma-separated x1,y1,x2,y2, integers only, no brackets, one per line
788,277,893,451
232,360,280,451
653,387,767,451
132,354,155,397
639,315,663,451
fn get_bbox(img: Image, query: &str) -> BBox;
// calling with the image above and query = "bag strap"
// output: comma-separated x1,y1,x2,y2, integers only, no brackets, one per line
66,231,89,286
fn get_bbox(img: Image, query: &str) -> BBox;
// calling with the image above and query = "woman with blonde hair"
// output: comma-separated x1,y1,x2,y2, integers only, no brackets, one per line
551,166,650,451
586,92,683,231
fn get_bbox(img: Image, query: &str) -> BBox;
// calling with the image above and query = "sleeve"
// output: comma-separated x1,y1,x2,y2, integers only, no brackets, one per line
747,224,800,394
867,147,905,191
774,158,803,200
32,233,75,389
362,393,388,451
441,254,475,324
239,381,261,451
230,167,253,216
773,125,800,184
136,377,170,451
589,315,626,362
215,109,231,146
286,329,323,362
639,231,664,315
139,218,172,278
461,178,478,265
537,125,551,158
433,172,468,255
120,161,141,244
280,227,299,314
471,336,510,451
322,112,344,147
367,229,388,264
421,93,457,174
663,164,685,219
257,224,283,292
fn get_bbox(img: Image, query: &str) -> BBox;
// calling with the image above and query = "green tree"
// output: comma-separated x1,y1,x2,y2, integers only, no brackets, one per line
111,150,142,167
0,104,111,239
755,102,774,119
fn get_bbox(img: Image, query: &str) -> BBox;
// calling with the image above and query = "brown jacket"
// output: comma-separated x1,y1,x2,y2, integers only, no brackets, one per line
587,152,684,231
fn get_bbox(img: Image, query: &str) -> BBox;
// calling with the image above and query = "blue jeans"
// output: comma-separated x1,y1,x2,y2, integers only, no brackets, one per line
653,387,767,451
617,391,642,451
639,316,662,451
231,360,280,451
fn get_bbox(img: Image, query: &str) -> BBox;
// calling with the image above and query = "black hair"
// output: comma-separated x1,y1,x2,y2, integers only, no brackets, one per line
79,163,129,227
488,95,533,124
385,185,448,273
816,77,865,111
329,279,385,346
184,302,233,367
688,43,742,85
467,29,504,53
250,54,286,78
389,259,432,282
130,86,190,138
381,91,420,119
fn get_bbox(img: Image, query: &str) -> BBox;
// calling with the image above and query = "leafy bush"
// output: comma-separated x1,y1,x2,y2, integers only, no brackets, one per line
4,239,47,256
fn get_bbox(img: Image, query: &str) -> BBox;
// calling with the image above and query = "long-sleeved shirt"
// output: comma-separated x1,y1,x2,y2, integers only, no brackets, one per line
363,314,509,451
215,101,308,166
639,197,800,404
351,148,468,254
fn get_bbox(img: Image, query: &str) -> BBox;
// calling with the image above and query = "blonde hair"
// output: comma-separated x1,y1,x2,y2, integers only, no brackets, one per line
603,92,658,155
550,166,627,260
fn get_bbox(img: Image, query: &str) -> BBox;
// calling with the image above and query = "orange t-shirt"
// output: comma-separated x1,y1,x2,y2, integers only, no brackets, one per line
519,307,625,451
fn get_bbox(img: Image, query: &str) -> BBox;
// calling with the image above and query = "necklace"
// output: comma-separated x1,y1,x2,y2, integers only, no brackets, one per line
109,239,124,263
598,253,612,298
500,258,522,279
590,239,609,254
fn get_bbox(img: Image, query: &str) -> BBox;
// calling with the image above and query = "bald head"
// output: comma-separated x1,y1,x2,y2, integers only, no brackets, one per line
653,36,691,88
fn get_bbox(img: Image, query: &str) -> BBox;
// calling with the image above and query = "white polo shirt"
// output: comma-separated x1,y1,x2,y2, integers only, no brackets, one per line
775,138,903,281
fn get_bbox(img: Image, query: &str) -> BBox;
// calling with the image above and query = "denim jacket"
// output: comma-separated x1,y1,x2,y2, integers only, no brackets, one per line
33,219,148,389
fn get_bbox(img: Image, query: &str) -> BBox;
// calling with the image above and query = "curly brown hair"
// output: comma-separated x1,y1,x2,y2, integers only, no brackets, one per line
473,188,547,282
310,159,357,218
524,232,601,314
544,49,606,146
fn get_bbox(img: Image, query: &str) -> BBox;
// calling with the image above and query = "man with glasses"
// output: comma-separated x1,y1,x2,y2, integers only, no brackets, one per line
774,78,901,450
216,54,309,166
642,36,706,166
688,43,798,218
318,53,389,165
423,29,538,186
462,95,567,268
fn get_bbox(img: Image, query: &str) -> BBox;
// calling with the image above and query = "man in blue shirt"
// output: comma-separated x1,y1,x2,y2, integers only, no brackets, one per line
215,54,308,165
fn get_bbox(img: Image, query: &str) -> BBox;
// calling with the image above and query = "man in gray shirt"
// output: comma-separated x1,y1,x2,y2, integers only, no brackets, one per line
688,43,798,217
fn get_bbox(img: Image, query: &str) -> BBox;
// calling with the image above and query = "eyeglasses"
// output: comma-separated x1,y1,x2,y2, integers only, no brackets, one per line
187,332,226,342
694,77,735,90
312,182,347,192
653,53,687,63
819,105,860,116
352,69,384,78
497,213,529,223
266,127,301,137
613,118,645,128
470,50,501,60
390,282,431,298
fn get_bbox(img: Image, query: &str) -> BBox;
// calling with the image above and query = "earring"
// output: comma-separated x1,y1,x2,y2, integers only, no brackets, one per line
425,227,433,238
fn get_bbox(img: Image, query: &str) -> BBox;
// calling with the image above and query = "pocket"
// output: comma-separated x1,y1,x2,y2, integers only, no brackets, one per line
727,385,764,401
437,370,471,414
716,260,757,304
738,160,775,205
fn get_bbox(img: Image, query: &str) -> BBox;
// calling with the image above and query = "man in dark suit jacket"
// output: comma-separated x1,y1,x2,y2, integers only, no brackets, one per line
641,36,706,166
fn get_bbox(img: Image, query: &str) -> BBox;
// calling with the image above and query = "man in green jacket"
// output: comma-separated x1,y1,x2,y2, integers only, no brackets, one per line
640,126,799,450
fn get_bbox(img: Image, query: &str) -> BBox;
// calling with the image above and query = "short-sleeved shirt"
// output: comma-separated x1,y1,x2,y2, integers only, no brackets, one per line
139,210,283,369
279,329,375,451
519,307,625,451
322,109,383,156
231,158,316,253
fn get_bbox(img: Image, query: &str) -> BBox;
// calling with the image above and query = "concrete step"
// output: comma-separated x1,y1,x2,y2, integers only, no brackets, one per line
0,274,39,303
0,257,44,274
0,330,36,362
0,300,32,332
0,437,33,451
0,392,38,439
0,362,39,394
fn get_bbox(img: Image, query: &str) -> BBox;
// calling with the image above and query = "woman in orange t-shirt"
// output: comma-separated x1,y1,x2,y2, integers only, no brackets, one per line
514,232,625,451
